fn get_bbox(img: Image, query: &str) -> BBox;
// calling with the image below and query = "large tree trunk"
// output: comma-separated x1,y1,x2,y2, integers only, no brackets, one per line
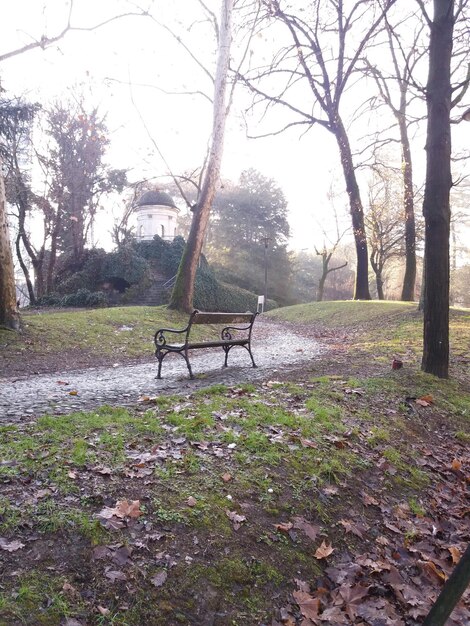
334,120,371,300
421,0,454,378
169,0,234,312
400,119,417,301
0,169,20,330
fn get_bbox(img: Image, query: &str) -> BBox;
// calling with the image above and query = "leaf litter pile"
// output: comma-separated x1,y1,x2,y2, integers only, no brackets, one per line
0,372,469,625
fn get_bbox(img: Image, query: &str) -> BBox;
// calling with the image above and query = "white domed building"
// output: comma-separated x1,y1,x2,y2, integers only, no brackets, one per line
134,190,179,241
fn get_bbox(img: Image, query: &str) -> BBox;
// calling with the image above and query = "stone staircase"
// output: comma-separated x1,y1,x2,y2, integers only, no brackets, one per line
141,275,176,306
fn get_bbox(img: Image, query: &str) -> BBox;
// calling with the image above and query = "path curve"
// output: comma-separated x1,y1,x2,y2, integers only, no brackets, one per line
0,319,323,422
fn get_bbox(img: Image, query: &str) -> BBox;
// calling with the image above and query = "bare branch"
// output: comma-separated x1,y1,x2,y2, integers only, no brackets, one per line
0,4,151,63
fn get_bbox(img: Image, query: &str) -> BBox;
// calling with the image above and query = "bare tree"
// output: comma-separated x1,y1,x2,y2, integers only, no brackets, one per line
362,9,427,301
420,0,469,378
169,0,235,312
365,169,405,300
0,0,151,329
314,206,348,302
238,0,398,300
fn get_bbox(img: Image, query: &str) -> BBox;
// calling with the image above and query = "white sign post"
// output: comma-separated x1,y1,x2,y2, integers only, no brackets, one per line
257,295,265,314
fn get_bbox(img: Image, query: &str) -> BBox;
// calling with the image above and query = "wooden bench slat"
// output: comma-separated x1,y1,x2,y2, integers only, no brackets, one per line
154,310,258,379
191,312,254,325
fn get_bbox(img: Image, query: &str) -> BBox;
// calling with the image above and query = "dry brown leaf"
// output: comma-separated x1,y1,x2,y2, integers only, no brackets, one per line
274,522,293,533
314,540,334,560
221,473,232,482
292,590,320,622
419,394,434,404
0,538,25,552
68,390,78,396
115,499,142,518
186,496,197,507
451,458,462,471
97,606,110,616
448,546,461,564
293,517,320,542
150,570,168,587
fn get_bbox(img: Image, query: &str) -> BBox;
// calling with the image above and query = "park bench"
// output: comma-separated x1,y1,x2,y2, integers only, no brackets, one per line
154,310,258,379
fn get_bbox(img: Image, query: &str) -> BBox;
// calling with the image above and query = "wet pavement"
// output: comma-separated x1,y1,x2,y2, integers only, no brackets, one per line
0,320,323,422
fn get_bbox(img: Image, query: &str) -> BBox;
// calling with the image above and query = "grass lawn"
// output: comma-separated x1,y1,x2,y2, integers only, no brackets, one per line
0,301,469,625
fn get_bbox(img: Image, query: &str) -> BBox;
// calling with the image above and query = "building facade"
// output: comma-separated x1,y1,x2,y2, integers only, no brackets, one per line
134,190,179,241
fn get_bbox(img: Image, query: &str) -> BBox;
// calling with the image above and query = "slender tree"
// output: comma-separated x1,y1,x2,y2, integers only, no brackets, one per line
239,0,398,300
169,0,235,312
363,10,427,301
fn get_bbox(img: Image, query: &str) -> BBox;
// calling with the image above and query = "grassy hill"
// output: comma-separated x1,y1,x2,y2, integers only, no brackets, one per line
0,301,469,624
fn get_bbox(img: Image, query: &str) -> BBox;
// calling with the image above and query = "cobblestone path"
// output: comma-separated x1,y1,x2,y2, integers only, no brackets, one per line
0,319,322,422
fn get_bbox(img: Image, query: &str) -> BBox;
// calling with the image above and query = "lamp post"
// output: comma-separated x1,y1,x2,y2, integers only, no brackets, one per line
261,236,270,307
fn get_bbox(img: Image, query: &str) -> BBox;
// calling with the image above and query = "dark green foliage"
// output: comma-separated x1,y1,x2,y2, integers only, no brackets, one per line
205,169,292,304
133,235,189,277
194,269,277,312
34,293,63,307
56,289,108,308
102,247,150,286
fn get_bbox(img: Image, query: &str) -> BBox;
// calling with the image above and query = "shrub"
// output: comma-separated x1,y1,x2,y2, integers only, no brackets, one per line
194,269,277,312
34,293,63,307
60,289,108,308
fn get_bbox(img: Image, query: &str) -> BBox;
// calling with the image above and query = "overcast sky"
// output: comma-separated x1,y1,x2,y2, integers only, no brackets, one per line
1,0,469,255
0,0,356,251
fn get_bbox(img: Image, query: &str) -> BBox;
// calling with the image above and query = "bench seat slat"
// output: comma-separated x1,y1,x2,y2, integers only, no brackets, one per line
192,312,253,325
154,310,257,379
188,339,248,349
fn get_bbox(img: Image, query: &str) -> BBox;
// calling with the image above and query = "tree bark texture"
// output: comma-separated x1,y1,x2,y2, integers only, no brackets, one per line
0,168,20,330
169,0,234,312
421,0,453,378
400,119,417,301
334,120,371,300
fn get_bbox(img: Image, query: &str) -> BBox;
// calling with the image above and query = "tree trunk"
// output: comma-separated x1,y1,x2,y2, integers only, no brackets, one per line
334,120,371,300
169,0,234,312
15,233,36,304
421,0,453,378
0,168,20,330
400,119,417,301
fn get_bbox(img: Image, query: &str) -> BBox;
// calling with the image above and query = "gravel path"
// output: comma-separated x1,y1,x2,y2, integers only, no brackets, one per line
0,319,323,422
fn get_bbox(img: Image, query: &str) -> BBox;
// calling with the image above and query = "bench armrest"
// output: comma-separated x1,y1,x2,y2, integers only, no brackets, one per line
154,324,190,348
221,324,251,340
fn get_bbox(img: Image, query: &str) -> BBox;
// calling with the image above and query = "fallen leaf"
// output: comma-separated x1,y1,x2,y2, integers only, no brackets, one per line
0,538,25,552
415,399,430,407
225,509,246,530
186,496,197,507
293,517,320,542
451,458,462,471
114,499,142,518
361,491,379,506
150,570,168,587
419,394,434,404
314,540,334,560
97,606,110,616
68,390,78,396
221,472,232,482
274,522,293,533
448,546,461,564
105,570,127,582
292,590,320,622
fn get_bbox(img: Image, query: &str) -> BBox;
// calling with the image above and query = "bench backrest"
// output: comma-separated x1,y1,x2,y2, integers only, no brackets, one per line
190,311,255,325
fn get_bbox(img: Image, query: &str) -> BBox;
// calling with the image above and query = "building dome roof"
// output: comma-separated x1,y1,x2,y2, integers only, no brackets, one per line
136,190,177,208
